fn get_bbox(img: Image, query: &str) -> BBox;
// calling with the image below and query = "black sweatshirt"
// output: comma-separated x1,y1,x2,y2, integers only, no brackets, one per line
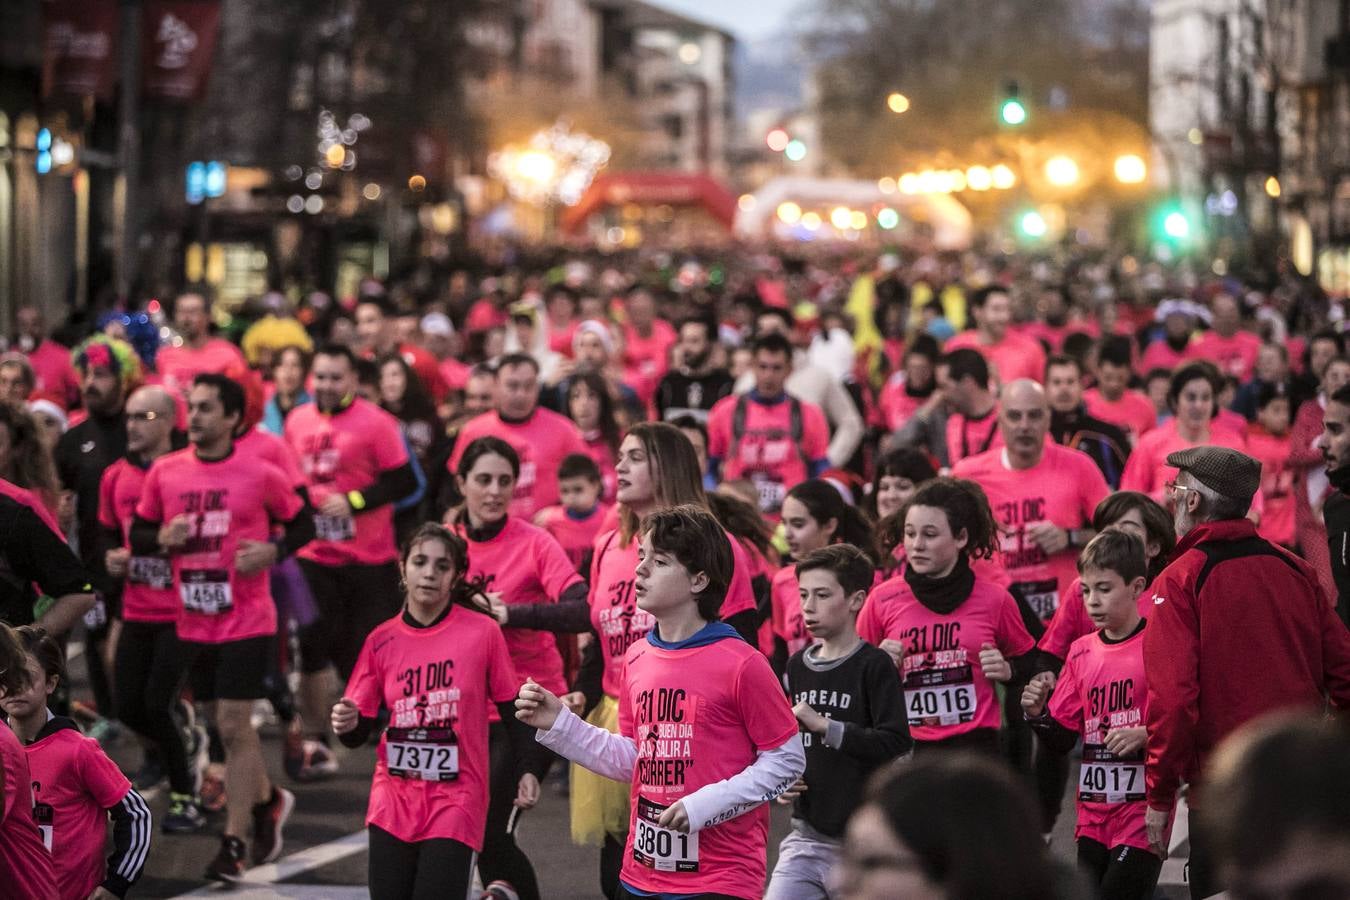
785,641,912,838
1325,488,1350,627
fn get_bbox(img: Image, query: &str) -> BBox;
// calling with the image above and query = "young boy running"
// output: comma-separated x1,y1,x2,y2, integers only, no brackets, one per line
516,504,805,900
768,545,911,900
1022,530,1162,900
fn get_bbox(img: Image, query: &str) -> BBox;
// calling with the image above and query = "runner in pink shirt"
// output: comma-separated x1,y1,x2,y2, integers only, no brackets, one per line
621,288,677,408
332,524,549,900
564,372,620,502
856,478,1035,755
532,454,612,570
133,374,313,882
1086,336,1158,441
100,385,207,833
0,623,57,899
4,627,152,900
1185,292,1261,380
154,291,247,398
1248,386,1296,547
284,344,419,781
449,354,589,520
496,423,760,899
937,348,1004,467
951,381,1110,629
14,306,80,410
1023,531,1163,899
707,334,830,517
517,506,805,900
1120,362,1251,501
878,341,940,432
944,286,1047,385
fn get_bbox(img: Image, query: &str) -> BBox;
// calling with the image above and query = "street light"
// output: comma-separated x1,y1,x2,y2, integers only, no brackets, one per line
777,201,802,225
887,92,910,114
1163,211,1190,239
1020,210,1047,237
1045,155,1080,187
991,164,1017,190
830,206,853,229
1114,154,1147,184
1264,176,1281,198
766,129,790,152
966,166,992,191
784,140,807,162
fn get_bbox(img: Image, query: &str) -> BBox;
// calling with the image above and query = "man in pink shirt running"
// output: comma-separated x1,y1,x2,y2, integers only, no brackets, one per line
945,286,1047,386
155,290,247,398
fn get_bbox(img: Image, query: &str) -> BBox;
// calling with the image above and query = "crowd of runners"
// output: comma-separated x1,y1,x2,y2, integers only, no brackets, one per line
0,246,1348,900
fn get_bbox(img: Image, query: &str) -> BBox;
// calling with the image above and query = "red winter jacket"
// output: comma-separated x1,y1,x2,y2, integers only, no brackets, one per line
1143,518,1350,812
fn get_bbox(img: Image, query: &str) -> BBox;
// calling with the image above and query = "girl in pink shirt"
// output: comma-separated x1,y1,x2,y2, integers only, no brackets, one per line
333,524,548,900
3,627,151,900
1023,531,1163,900
0,624,57,900
858,478,1036,756
445,438,587,900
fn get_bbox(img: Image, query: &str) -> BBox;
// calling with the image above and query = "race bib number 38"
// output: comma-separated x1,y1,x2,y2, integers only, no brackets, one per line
634,796,699,872
903,664,977,726
180,569,233,615
386,727,459,782
1078,745,1144,803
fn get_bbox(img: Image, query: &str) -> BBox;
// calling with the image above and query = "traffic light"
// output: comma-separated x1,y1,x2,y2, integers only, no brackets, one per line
35,128,52,173
1019,210,1047,238
1000,81,1027,126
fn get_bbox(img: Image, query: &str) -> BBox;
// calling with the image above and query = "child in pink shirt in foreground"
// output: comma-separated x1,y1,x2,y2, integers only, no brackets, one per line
516,506,805,900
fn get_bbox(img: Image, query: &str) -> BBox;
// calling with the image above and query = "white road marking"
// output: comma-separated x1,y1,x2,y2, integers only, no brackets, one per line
179,830,368,896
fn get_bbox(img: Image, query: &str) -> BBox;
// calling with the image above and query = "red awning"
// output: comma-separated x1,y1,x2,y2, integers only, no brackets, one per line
560,171,738,234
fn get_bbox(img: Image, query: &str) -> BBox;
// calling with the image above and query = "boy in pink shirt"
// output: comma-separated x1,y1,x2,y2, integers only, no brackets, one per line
533,453,612,571
1023,530,1162,900
944,286,1047,385
517,506,804,900
1085,336,1157,442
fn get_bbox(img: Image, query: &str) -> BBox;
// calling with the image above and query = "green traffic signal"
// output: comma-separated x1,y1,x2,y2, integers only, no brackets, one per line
1001,99,1027,126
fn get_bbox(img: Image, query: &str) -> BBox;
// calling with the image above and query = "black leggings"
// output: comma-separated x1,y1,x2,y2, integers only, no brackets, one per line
368,824,475,900
912,727,1003,758
601,833,624,899
480,722,548,900
113,619,193,794
1077,838,1162,900
617,888,739,900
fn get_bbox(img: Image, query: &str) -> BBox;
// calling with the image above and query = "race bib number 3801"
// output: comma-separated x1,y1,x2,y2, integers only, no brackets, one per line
633,796,699,872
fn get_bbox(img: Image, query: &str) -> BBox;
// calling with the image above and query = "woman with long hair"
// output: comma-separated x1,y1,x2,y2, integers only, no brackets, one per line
566,371,620,502
444,437,588,900
378,353,445,470
261,345,311,436
0,402,60,516
333,524,549,900
859,478,1037,756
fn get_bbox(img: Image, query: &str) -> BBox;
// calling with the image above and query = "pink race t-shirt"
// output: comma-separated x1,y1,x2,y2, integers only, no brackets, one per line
156,338,248,397
0,724,56,899
346,606,519,849
535,503,611,570
286,398,409,566
944,330,1046,385
1136,339,1189,375
878,375,926,432
770,567,809,657
448,409,589,521
1247,427,1295,546
945,406,1003,467
952,443,1109,623
1084,388,1158,441
98,459,178,623
588,528,758,699
1047,625,1151,851
618,633,799,899
859,574,1034,741
26,340,81,409
238,427,306,489
1186,331,1261,381
1038,577,1153,663
1119,419,1250,501
623,321,677,406
580,433,619,502
136,448,303,643
706,395,829,514
26,724,132,899
454,516,582,695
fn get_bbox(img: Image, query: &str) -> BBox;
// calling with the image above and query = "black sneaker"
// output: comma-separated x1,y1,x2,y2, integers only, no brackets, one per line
251,785,295,865
162,793,206,834
205,834,248,883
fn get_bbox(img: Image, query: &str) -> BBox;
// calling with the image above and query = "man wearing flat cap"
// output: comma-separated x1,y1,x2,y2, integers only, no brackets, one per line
1142,445,1350,898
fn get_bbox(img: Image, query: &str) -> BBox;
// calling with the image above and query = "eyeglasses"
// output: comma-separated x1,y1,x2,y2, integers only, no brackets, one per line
1164,479,1194,498
126,411,164,422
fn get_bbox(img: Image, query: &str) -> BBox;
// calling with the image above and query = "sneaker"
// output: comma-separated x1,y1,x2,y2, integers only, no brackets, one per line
284,731,339,783
480,882,520,900
251,785,295,866
204,834,248,883
199,763,227,814
162,793,207,834
131,755,165,792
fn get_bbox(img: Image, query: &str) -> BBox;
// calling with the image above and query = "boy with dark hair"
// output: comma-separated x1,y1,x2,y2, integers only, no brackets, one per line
517,505,804,900
768,544,911,900
533,452,610,571
1022,530,1161,900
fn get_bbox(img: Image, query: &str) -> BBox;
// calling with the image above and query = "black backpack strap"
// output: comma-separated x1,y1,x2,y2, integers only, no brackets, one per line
1193,534,1304,595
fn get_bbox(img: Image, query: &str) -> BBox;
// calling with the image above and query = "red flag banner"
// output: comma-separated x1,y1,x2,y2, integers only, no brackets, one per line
142,0,220,100
42,0,119,100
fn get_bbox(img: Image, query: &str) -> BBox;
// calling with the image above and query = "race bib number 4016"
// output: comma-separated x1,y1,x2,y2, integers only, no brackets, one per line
903,664,977,727
634,796,699,873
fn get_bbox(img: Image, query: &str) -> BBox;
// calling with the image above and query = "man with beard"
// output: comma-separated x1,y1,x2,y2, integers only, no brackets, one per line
1044,355,1131,488
55,336,149,721
945,285,1047,386
654,317,734,424
1319,382,1350,625
1142,445,1350,898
